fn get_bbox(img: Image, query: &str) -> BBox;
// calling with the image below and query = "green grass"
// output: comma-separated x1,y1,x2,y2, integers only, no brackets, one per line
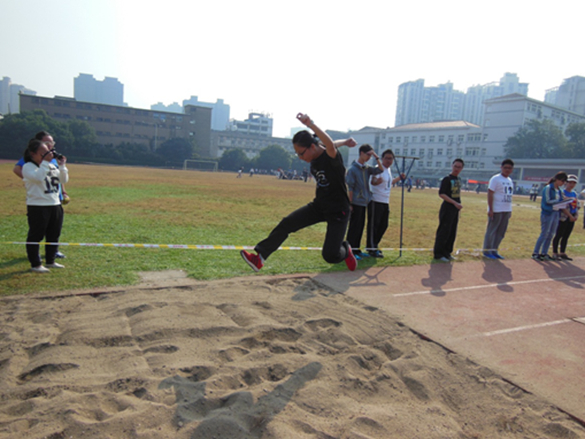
1,163,584,296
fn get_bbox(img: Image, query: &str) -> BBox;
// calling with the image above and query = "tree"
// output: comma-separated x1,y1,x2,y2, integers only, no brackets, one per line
0,110,72,159
504,119,567,159
68,120,98,156
565,122,585,158
156,137,196,165
219,148,250,171
254,144,292,171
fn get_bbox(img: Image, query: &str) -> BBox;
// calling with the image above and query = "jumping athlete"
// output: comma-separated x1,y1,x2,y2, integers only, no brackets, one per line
241,113,358,272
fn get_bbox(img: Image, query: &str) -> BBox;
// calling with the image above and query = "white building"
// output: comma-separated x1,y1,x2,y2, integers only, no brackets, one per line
0,76,36,114
482,93,585,164
545,76,585,116
228,112,273,137
348,121,485,182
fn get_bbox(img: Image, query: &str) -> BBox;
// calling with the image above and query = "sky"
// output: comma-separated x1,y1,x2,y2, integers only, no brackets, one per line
1,0,583,138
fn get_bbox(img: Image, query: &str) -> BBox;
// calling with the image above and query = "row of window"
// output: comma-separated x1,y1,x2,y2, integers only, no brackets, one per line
29,97,184,121
416,161,484,169
393,147,486,157
384,133,487,144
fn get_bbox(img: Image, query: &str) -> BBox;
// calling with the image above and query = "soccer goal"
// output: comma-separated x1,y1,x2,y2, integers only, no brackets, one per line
183,160,218,172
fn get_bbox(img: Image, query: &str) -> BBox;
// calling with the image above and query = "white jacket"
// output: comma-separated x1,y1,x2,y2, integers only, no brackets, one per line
23,161,69,206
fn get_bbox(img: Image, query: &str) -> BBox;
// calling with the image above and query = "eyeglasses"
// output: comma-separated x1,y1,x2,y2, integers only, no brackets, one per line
297,148,309,158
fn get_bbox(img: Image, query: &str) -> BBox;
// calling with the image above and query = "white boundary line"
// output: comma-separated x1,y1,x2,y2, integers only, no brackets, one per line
482,319,572,337
393,275,585,297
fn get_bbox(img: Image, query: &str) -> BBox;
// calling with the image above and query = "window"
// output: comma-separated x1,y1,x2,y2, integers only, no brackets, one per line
420,136,426,143
396,136,401,143
411,148,416,155
428,149,433,157
445,161,450,167
412,136,417,142
437,148,443,156
427,161,432,167
419,148,425,156
438,135,445,142
446,148,452,156
395,148,400,155
457,134,464,143
429,136,435,142
388,137,393,143
436,162,441,168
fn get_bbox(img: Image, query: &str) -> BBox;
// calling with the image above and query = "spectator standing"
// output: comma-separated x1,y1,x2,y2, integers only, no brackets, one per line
13,131,68,259
22,139,69,273
433,159,464,262
345,144,383,259
483,159,515,259
532,172,571,261
367,149,405,258
552,174,579,260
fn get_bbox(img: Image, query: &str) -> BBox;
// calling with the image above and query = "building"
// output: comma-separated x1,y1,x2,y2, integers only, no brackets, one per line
211,130,292,160
183,97,230,131
19,94,213,157
227,112,273,137
544,76,585,116
151,102,183,113
0,77,36,114
73,74,124,106
395,73,528,127
396,80,464,126
511,159,585,192
348,121,486,182
482,93,585,165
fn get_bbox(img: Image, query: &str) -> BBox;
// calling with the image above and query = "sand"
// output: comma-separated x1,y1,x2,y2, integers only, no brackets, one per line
0,271,584,439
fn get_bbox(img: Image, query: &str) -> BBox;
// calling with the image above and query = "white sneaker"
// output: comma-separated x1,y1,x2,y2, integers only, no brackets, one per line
45,262,65,269
31,266,50,273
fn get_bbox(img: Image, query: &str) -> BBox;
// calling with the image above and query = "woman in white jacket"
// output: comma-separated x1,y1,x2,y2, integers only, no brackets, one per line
22,139,69,273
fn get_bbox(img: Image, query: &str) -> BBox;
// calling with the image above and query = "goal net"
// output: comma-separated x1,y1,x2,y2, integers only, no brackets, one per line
183,160,218,172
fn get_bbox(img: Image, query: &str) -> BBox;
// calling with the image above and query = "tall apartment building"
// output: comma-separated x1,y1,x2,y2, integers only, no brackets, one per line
74,74,124,106
227,112,273,137
544,76,585,116
0,77,36,114
182,96,230,131
395,73,528,127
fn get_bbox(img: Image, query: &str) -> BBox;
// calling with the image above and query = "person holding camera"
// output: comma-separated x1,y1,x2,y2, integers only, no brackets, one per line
13,131,68,259
22,138,69,273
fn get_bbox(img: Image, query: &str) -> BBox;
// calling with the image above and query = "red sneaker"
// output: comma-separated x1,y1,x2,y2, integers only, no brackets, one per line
241,250,263,272
345,246,357,271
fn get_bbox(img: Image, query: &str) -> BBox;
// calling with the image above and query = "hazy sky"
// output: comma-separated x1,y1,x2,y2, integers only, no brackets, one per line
1,0,583,137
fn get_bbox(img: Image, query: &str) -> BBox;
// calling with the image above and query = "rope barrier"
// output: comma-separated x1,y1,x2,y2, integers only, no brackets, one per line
2,241,585,254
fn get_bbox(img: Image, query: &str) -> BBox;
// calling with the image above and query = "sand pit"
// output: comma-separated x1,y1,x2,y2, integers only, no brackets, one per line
1,272,584,439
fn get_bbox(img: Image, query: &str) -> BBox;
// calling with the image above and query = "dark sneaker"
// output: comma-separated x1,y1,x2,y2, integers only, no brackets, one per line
55,252,66,259
484,252,497,259
531,253,542,261
345,246,357,271
493,253,505,260
542,254,556,261
560,254,573,261
368,250,384,258
241,250,263,272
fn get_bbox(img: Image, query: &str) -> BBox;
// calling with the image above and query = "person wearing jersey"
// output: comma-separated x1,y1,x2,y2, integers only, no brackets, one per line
433,158,464,262
241,113,358,272
22,139,69,273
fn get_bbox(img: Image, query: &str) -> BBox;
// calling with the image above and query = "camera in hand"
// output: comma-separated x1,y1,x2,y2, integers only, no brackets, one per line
51,149,64,160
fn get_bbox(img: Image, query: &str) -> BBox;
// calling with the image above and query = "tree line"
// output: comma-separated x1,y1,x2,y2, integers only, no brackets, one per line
0,110,197,167
504,119,585,159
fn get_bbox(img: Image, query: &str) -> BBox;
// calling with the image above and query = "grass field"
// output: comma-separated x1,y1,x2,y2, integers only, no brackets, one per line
1,163,584,295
